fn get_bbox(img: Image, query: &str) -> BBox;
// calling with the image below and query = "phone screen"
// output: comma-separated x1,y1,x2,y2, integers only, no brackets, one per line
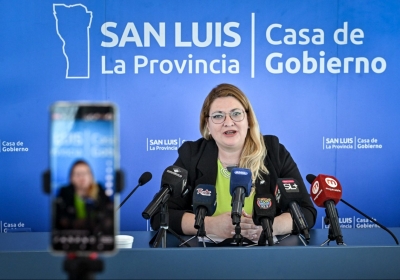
50,103,118,252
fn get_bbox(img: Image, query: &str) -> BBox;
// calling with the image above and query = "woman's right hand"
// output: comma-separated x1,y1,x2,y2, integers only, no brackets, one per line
205,212,235,238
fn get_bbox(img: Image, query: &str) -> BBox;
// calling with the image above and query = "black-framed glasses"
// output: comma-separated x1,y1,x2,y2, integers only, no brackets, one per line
207,109,247,124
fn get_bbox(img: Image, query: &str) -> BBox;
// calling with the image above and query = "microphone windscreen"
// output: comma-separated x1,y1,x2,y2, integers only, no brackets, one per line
192,184,217,216
275,178,302,211
139,172,152,186
229,168,252,196
309,174,342,207
161,165,188,198
306,174,316,185
252,193,276,225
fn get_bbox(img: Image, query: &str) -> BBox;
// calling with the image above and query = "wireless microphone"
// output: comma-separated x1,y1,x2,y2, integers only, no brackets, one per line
230,168,252,225
276,178,310,241
306,174,344,245
142,166,187,220
252,193,276,246
118,172,152,210
192,185,217,229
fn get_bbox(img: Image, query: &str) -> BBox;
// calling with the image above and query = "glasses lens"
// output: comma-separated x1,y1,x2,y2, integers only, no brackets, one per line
210,113,226,124
230,109,245,122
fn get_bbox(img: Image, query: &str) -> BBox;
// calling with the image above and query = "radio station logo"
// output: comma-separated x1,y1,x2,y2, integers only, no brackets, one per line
312,181,319,194
197,188,212,196
282,179,299,192
146,138,185,151
323,137,383,150
257,198,272,209
325,178,337,188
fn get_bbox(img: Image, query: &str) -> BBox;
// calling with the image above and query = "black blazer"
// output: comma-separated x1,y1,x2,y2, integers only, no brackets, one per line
151,135,317,235
54,184,113,233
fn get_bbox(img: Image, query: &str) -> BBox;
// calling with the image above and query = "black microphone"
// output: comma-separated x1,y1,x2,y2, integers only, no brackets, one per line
230,168,252,225
142,166,188,220
307,174,399,245
276,178,310,241
118,172,152,210
181,184,193,198
253,193,276,246
192,185,217,229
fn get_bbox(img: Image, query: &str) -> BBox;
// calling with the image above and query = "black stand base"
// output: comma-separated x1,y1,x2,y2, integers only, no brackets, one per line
217,224,255,247
179,222,217,247
278,233,308,246
63,254,103,280
320,226,346,246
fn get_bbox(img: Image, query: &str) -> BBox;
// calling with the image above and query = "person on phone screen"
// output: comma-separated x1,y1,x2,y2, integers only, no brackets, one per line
151,83,317,241
55,160,112,234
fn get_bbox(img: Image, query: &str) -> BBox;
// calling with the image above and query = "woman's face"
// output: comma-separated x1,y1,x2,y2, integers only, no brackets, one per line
207,96,249,152
71,164,93,197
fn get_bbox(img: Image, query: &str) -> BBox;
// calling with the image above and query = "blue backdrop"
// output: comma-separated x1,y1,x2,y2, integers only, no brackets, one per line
1,0,399,233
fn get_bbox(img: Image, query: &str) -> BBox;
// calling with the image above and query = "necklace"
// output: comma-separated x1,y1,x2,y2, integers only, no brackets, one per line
219,159,239,178
219,159,239,168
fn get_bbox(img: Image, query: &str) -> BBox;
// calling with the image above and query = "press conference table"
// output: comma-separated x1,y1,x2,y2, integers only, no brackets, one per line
0,228,400,279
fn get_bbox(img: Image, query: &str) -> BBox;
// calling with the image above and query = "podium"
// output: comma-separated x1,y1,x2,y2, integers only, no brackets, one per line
0,228,399,279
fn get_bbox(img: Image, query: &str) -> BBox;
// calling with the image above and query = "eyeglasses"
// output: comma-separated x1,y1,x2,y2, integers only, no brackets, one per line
207,109,247,124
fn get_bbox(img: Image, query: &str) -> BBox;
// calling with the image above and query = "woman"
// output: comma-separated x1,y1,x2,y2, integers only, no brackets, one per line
55,160,112,232
151,84,316,241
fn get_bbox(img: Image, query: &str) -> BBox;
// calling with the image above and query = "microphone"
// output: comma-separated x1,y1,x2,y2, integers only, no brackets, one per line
192,185,217,229
181,184,193,198
307,174,399,245
230,168,252,225
118,172,152,210
276,178,310,241
306,174,344,245
252,193,276,246
142,166,188,220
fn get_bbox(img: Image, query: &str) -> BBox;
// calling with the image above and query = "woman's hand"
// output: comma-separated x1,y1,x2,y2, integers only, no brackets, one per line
204,212,235,238
240,211,262,241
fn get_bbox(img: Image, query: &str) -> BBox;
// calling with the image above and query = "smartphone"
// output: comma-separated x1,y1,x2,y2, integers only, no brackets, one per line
50,102,118,253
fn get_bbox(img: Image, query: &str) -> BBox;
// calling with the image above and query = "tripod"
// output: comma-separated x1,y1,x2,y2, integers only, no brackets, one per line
149,202,190,248
320,217,346,246
179,218,217,247
278,230,309,246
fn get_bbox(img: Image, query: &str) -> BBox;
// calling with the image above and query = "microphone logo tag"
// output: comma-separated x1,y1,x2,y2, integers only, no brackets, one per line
196,188,211,196
283,183,298,192
167,169,182,178
257,198,272,209
312,181,319,194
234,170,248,176
325,178,338,188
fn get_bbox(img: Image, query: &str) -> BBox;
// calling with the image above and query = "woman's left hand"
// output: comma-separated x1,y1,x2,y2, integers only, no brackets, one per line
236,211,262,241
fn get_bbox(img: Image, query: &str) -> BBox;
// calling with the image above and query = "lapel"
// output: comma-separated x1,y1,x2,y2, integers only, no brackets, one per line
195,139,219,187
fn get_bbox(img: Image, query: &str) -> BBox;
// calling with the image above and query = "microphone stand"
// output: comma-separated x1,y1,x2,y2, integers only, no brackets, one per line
179,221,217,248
278,227,309,246
149,200,190,248
340,198,399,245
320,216,346,246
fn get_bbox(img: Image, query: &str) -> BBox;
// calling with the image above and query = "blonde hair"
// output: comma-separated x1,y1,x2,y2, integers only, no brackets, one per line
200,83,269,182
69,160,99,200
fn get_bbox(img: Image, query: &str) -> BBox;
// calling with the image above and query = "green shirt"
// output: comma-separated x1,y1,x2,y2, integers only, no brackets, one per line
74,194,87,219
213,160,255,216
